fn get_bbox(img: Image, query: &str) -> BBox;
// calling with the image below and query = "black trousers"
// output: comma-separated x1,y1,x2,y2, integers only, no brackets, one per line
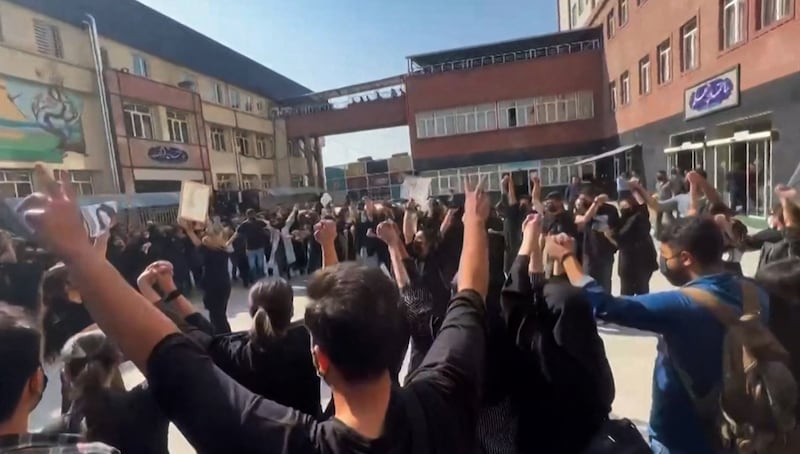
620,271,652,295
203,284,232,334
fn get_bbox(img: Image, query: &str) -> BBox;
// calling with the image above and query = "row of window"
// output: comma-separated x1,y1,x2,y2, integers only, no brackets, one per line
123,103,275,159
0,170,92,199
216,173,306,190
415,91,595,139
209,126,275,159
605,0,792,51
123,104,193,143
419,158,597,196
129,54,268,114
0,14,272,117
608,0,792,111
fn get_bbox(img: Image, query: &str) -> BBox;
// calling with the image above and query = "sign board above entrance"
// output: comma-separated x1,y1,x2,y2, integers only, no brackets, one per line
684,65,740,121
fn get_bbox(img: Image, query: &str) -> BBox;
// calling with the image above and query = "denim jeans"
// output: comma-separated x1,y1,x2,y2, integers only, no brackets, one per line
246,248,265,279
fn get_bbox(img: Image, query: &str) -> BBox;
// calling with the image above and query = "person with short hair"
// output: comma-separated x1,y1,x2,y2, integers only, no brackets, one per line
547,216,771,453
0,303,117,453
17,166,492,454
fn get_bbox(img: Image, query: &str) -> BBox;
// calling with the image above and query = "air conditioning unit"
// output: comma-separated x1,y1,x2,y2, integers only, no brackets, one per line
121,67,130,73
178,80,196,90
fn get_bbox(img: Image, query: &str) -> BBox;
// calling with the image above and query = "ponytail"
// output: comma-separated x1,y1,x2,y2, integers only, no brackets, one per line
250,307,285,347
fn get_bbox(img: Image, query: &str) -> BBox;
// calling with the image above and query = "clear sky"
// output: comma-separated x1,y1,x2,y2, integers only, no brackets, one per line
137,0,558,166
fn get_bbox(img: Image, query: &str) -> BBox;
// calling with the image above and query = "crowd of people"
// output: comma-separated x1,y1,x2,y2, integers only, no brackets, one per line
1,162,799,453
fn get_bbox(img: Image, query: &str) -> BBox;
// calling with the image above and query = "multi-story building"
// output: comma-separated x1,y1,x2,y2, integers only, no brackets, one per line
0,0,318,197
324,153,413,202
558,0,800,218
405,28,609,196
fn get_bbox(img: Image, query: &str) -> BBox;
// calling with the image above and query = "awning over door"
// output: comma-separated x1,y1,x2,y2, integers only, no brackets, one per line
574,143,639,166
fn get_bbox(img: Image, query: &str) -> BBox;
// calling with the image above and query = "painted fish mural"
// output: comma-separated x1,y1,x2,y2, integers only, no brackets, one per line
0,76,86,163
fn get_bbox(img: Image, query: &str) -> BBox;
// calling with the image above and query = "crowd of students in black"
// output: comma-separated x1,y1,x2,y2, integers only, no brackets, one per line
1,163,799,453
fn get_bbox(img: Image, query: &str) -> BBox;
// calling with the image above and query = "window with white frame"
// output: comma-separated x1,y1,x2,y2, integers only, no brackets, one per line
132,54,149,77
256,101,265,113
415,103,497,139
760,0,792,28
229,90,241,109
212,83,225,104
166,111,190,143
216,173,236,190
619,0,629,25
32,19,63,58
210,127,227,152
241,174,258,189
499,99,533,128
261,175,274,189
123,103,154,139
620,72,631,105
606,10,616,38
255,135,268,158
657,39,671,84
290,175,306,188
609,82,617,112
0,170,33,198
234,130,251,156
69,170,93,195
244,96,254,112
681,17,699,71
0,11,5,42
722,0,746,49
639,56,651,94
540,158,583,186
571,3,578,27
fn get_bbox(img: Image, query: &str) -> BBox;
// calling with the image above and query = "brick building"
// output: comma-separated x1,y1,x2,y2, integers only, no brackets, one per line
559,0,800,218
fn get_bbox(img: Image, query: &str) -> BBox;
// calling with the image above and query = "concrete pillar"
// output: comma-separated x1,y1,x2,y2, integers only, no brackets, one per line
272,118,292,187
314,137,325,190
303,136,317,188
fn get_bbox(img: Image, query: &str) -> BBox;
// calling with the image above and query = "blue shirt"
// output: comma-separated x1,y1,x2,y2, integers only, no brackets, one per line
580,273,770,453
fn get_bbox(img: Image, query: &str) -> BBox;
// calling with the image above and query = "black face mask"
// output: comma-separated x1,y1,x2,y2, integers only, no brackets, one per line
659,256,691,287
546,204,560,214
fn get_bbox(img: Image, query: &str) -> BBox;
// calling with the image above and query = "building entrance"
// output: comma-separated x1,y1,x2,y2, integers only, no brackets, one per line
664,130,773,217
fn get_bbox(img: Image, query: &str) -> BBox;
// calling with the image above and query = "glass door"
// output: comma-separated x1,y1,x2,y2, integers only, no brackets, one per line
745,139,772,217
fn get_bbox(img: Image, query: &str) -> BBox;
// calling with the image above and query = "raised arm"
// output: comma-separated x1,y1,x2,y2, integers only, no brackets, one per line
405,177,490,431
92,230,110,258
180,219,203,247
375,220,411,288
18,164,178,373
575,194,608,227
314,219,339,268
403,201,418,245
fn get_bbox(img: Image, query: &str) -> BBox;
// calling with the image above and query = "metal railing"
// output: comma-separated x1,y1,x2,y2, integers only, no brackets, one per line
408,39,602,75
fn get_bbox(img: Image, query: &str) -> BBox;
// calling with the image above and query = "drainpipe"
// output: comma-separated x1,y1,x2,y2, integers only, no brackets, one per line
83,14,121,193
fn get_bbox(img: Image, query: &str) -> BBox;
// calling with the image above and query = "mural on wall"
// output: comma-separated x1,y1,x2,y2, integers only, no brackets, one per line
0,76,86,163
148,146,189,164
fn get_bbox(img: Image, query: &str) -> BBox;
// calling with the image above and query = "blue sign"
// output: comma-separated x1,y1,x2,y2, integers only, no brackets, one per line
684,66,740,120
147,146,188,163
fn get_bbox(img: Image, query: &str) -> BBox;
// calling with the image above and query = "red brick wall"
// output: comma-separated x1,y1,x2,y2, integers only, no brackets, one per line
405,50,607,160
593,0,800,134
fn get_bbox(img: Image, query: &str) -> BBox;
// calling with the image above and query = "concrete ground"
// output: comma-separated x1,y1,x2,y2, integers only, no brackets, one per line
30,251,761,453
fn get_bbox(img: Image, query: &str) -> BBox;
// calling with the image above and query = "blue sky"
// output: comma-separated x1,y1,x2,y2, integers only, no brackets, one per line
138,0,558,166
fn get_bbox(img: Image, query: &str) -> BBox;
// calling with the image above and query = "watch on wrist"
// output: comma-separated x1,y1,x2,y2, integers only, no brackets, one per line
163,289,182,303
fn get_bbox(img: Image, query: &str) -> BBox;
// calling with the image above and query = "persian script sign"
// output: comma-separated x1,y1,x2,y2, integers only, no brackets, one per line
147,146,189,163
684,66,740,120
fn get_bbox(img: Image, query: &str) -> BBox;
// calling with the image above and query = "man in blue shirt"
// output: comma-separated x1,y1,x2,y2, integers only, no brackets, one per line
547,216,770,453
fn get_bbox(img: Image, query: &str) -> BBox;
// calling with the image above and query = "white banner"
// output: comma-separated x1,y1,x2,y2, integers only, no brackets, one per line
178,181,212,223
400,176,432,206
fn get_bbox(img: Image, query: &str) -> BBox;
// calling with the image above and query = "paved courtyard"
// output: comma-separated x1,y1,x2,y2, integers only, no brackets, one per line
30,251,762,452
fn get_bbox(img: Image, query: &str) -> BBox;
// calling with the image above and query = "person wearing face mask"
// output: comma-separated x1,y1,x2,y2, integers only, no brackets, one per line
547,216,771,454
574,189,619,293
0,303,118,453
613,192,658,295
